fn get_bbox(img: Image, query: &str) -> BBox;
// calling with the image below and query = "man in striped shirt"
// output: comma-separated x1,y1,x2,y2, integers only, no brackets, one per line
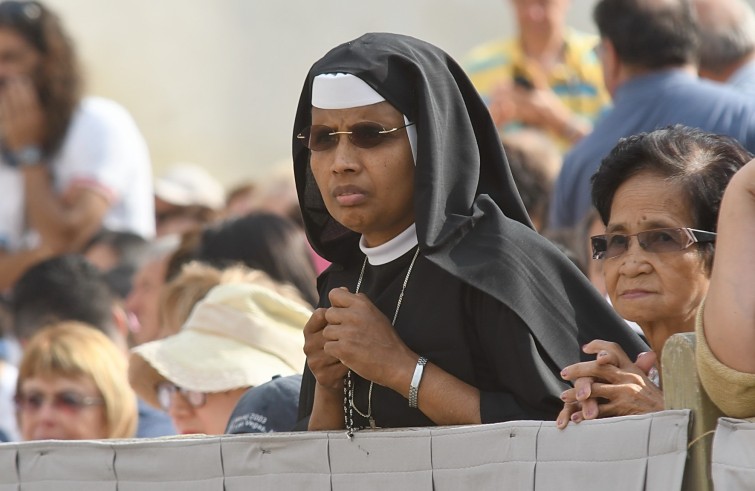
464,0,610,152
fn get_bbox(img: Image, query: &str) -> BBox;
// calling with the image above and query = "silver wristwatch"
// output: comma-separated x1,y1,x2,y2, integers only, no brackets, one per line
11,145,43,167
408,356,428,408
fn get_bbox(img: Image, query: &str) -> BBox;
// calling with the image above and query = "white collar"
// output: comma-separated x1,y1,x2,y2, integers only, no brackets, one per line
359,224,418,265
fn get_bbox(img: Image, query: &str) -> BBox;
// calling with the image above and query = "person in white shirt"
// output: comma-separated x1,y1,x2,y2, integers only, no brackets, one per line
0,1,154,291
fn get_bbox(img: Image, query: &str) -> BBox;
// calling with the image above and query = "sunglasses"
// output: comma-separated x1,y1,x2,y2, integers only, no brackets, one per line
296,121,415,151
591,227,716,260
15,390,104,413
156,382,207,411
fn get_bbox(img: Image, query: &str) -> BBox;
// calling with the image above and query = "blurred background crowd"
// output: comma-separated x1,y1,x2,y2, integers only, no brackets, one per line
1,0,755,444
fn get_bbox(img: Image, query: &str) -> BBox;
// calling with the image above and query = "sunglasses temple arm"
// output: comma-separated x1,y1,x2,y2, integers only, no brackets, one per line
690,229,717,242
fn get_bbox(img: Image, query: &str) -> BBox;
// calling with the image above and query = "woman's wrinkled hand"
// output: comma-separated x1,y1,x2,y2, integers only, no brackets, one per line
556,340,663,429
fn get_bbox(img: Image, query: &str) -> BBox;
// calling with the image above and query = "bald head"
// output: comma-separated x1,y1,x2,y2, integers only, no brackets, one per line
693,0,755,75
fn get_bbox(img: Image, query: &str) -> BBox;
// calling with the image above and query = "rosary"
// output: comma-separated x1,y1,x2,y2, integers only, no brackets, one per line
343,246,420,438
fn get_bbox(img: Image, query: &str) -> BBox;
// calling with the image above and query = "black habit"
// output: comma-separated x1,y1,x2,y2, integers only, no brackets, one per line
293,33,648,428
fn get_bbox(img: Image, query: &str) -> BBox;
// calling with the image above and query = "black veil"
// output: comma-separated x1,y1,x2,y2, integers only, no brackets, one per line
292,33,646,371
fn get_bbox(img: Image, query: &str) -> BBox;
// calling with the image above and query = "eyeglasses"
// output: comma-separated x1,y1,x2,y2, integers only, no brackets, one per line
0,1,43,25
14,390,104,413
296,121,415,151
156,382,207,411
591,227,716,260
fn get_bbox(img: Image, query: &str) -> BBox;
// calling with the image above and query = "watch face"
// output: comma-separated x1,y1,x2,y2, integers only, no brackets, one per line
14,146,43,167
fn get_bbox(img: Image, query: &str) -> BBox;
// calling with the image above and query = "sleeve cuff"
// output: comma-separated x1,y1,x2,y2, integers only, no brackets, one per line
696,301,755,418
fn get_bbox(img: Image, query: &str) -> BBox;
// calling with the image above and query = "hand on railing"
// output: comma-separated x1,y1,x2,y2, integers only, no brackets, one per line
556,340,664,429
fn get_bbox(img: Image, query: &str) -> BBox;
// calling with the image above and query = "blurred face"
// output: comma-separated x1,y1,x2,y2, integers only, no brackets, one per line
0,27,40,84
17,374,108,441
602,171,710,331
165,386,248,435
125,257,167,346
510,0,570,32
309,101,415,247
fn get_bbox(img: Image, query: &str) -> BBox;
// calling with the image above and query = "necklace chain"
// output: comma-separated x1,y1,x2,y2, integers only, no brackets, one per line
344,246,420,437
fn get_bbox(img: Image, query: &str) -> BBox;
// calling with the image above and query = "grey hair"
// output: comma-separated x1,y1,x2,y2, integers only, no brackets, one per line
695,0,755,72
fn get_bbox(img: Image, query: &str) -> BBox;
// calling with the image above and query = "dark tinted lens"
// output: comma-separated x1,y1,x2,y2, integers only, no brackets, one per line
349,122,386,148
16,392,44,411
57,391,88,410
605,234,629,259
309,125,338,151
0,1,42,25
640,229,684,253
298,125,338,151
591,236,607,259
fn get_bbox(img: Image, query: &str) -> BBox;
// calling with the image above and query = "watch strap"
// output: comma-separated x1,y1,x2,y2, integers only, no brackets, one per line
408,356,427,408
7,145,43,168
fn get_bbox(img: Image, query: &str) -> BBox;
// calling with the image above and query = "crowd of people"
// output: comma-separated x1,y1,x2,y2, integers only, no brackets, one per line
0,0,753,448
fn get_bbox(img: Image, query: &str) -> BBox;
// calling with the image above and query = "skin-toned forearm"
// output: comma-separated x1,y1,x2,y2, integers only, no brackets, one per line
511,87,591,143
23,166,109,253
704,159,755,373
308,359,482,429
414,364,482,425
308,384,346,431
383,354,482,426
541,101,591,143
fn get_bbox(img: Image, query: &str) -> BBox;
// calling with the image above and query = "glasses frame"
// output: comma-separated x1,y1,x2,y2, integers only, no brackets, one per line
156,382,207,411
296,121,415,151
591,227,716,260
14,390,104,413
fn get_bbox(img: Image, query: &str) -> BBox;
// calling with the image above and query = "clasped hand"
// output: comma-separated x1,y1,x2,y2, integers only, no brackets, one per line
556,340,663,429
303,287,414,392
488,81,565,129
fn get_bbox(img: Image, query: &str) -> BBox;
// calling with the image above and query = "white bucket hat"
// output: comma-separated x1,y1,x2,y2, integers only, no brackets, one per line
129,282,310,409
153,162,226,210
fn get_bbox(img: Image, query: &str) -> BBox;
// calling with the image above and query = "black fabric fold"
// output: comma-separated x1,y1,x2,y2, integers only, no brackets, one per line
293,33,647,422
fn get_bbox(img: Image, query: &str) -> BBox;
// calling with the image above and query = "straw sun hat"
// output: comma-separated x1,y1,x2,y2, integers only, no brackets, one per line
129,282,311,409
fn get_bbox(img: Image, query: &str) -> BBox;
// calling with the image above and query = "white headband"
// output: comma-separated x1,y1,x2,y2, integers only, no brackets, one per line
312,73,385,109
311,73,417,163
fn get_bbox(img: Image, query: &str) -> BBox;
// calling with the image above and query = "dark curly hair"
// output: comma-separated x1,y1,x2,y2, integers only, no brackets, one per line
591,124,752,270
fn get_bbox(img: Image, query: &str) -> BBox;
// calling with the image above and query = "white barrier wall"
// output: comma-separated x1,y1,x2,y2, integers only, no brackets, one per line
711,418,755,491
0,410,689,490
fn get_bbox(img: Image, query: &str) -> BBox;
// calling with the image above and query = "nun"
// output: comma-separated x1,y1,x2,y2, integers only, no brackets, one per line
293,33,647,434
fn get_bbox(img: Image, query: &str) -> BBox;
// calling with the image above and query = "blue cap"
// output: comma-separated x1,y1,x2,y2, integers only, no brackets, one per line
225,374,301,434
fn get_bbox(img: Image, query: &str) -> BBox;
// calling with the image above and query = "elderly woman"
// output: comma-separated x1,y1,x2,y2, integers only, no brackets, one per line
293,32,645,434
558,125,750,426
129,275,310,435
696,157,755,418
16,321,137,440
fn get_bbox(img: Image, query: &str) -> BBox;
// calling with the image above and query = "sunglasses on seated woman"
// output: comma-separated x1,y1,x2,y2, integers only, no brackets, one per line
15,391,104,413
591,227,716,260
156,381,206,411
297,121,415,151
